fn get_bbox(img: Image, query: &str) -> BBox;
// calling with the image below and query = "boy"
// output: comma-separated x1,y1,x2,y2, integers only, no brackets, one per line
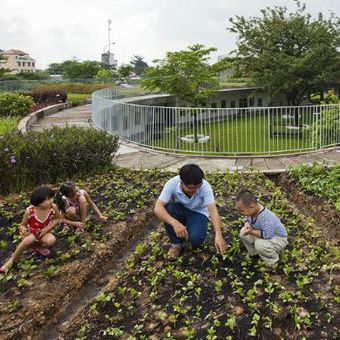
235,190,288,266
154,164,227,260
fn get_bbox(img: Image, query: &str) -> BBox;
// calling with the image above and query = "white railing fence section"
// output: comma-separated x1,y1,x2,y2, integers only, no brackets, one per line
92,88,340,156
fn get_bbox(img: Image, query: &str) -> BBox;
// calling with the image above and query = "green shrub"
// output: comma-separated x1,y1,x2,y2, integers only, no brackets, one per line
0,92,34,117
67,93,91,106
0,117,19,135
32,83,115,94
0,126,119,194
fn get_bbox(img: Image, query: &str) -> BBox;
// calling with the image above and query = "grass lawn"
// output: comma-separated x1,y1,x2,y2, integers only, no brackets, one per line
0,117,19,135
146,114,313,155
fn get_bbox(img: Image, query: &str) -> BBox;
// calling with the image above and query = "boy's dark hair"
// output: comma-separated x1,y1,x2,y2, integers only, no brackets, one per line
30,186,55,206
179,164,204,186
55,181,76,212
236,190,257,206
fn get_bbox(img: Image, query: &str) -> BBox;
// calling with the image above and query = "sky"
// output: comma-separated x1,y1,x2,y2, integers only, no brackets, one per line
1,0,339,69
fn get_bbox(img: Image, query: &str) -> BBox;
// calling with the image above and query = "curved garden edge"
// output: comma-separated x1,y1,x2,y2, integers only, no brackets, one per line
276,173,340,246
17,100,91,134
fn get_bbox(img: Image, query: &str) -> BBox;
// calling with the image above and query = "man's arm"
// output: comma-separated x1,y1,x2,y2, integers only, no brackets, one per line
207,202,227,254
154,200,188,239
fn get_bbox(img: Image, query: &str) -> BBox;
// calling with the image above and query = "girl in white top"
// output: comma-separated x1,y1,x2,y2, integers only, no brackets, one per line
56,181,107,232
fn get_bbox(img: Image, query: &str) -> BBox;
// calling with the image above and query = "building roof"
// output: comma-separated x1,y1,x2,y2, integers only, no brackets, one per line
2,49,29,56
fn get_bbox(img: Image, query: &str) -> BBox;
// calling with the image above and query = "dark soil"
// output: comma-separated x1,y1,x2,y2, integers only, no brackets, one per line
277,173,340,246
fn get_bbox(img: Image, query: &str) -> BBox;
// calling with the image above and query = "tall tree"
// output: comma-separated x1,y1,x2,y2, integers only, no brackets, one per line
118,64,133,79
141,44,223,147
228,1,340,105
130,55,148,76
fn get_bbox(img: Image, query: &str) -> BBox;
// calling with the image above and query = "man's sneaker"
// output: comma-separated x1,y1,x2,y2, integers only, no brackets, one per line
167,246,183,261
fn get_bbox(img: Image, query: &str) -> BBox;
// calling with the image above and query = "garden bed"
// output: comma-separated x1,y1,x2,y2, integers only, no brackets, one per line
277,173,340,246
0,169,339,339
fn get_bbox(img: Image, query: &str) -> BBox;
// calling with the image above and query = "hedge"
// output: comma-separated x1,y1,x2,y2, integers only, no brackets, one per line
0,126,119,194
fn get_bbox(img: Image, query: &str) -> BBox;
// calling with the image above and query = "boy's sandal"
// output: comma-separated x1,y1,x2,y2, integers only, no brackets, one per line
31,244,51,257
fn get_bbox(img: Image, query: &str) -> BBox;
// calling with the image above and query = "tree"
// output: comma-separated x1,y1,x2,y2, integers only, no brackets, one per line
118,64,133,79
63,60,103,79
228,1,340,106
130,55,148,75
0,49,9,77
141,44,223,147
96,68,117,80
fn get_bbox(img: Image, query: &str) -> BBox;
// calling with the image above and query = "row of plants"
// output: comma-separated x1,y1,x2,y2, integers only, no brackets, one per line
289,163,340,210
58,171,338,339
0,168,171,309
0,126,118,194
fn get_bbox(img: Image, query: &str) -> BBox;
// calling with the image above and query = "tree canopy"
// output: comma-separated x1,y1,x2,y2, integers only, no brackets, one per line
141,44,223,107
130,55,148,76
228,1,340,105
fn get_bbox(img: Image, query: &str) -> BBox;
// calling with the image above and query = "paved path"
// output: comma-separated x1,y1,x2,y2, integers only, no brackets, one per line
32,104,340,174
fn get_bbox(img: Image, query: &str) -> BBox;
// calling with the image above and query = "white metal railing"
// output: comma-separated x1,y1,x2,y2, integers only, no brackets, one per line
92,88,340,156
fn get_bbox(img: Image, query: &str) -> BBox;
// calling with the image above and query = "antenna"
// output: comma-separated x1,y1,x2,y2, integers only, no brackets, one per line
108,19,112,54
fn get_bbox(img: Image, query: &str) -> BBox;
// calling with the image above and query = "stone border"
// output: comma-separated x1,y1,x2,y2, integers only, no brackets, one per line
17,103,69,134
17,100,91,134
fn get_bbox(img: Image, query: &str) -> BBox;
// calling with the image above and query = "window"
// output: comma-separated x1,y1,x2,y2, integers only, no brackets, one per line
27,62,30,67
32,62,35,67
22,62,25,67
257,98,263,106
211,102,217,108
230,100,236,108
249,97,254,107
221,100,226,108
17,62,21,66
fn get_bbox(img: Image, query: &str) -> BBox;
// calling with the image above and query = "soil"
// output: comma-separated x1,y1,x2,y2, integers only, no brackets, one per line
0,208,159,339
276,173,340,246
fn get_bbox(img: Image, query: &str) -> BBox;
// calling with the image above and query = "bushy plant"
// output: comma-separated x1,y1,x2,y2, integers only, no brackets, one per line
0,126,119,194
67,94,91,106
0,93,34,117
20,90,67,105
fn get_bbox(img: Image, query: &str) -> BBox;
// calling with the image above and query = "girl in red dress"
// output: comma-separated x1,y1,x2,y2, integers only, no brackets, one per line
0,186,60,273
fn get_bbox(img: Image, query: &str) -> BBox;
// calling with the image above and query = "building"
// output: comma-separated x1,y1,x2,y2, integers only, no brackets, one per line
101,51,117,70
0,49,36,74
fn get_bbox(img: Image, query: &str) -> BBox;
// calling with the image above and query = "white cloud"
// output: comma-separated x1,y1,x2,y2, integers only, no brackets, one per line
0,0,338,69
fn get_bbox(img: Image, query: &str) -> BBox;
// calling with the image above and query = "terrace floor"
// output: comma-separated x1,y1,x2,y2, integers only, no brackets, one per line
31,104,340,174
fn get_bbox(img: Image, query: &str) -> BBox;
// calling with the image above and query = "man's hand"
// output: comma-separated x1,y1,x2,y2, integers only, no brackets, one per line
98,215,108,223
215,234,227,254
173,221,188,239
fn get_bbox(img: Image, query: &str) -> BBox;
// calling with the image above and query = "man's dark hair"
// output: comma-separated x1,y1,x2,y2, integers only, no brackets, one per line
179,164,204,186
236,190,257,206
30,186,55,206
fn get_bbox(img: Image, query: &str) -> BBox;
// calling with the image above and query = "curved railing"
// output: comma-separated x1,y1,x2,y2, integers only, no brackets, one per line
92,87,340,156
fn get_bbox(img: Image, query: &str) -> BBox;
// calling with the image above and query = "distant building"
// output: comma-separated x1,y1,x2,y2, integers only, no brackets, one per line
101,51,117,70
0,49,36,74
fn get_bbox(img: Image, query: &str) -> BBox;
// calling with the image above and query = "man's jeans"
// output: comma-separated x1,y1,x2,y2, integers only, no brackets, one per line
165,202,208,248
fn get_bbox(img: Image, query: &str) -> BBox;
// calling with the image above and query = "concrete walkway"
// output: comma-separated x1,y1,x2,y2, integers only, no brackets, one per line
32,104,340,174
